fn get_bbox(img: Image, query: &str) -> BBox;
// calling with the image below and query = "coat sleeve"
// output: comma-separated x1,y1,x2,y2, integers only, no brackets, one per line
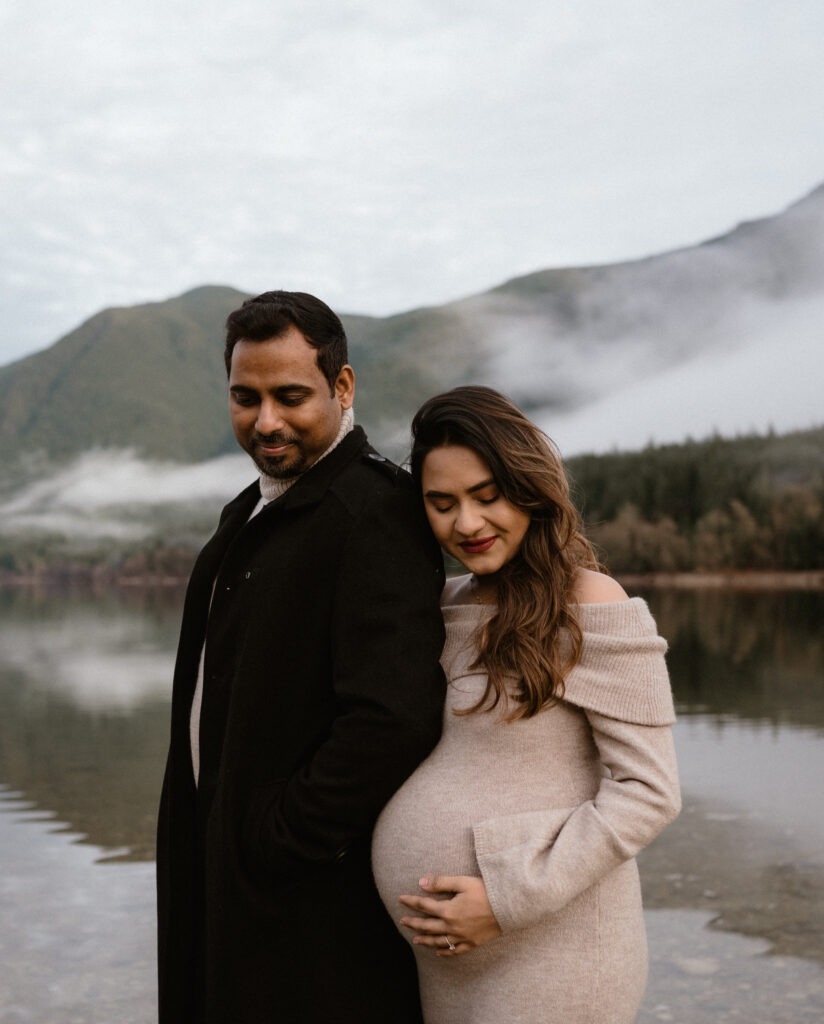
473,708,681,932
245,473,446,869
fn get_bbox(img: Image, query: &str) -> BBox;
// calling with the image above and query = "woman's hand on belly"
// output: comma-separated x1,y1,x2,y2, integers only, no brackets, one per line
398,875,502,957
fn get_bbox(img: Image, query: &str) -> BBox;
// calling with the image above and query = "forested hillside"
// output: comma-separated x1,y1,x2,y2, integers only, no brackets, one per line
568,427,824,573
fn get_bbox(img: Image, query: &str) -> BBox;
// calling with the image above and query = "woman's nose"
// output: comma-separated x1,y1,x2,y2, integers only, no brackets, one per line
455,502,485,536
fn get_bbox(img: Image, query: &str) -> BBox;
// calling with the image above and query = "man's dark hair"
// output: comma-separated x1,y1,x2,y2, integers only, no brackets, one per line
224,290,348,392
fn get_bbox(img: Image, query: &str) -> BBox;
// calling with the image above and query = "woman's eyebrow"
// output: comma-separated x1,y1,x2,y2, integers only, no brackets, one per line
424,478,496,498
467,478,496,493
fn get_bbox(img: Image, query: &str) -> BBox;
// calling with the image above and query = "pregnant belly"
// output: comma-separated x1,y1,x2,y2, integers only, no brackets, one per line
371,755,507,928
371,708,600,930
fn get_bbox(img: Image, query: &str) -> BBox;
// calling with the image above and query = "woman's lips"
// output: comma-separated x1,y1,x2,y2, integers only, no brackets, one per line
458,536,496,554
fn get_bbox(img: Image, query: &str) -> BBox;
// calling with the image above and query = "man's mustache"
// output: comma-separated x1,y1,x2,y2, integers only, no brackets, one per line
253,433,300,446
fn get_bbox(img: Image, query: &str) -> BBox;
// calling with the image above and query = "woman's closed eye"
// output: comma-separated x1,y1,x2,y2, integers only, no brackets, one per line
430,493,499,514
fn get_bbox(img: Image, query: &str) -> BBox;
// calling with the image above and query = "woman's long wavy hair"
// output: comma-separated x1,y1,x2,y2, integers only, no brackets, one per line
411,386,601,721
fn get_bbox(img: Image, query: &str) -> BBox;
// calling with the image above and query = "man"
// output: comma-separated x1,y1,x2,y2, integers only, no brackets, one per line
157,291,446,1024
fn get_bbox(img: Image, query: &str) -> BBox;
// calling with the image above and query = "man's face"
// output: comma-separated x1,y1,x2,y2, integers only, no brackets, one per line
228,326,355,479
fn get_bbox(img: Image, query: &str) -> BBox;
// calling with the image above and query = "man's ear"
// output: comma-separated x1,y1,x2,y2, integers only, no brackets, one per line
335,365,355,410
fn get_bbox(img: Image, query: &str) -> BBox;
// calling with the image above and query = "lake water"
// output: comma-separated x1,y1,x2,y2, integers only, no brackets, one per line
0,586,822,1023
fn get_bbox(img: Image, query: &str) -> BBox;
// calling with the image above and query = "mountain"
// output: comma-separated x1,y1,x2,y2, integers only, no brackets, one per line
1,184,822,465
0,286,245,464
347,181,824,441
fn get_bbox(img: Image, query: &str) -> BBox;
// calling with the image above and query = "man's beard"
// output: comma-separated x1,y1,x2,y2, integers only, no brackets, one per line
250,433,306,479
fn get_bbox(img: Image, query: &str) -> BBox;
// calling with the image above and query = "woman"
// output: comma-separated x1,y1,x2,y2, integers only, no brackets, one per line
372,386,680,1024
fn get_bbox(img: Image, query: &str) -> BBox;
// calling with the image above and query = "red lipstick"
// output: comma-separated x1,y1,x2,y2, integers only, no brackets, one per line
459,536,496,554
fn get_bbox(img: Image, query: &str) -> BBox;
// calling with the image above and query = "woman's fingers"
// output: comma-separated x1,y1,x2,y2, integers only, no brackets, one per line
418,875,464,893
413,934,470,955
435,941,470,957
398,911,448,934
399,893,450,913
412,933,453,948
399,874,502,956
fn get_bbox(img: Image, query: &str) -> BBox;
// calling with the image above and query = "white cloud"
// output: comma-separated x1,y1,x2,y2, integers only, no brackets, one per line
2,1,824,363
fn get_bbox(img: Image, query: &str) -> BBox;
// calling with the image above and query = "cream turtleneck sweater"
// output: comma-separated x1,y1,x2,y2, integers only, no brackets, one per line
189,407,355,783
249,406,355,512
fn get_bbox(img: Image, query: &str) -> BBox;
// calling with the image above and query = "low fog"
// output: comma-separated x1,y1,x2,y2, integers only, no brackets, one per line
1,302,818,552
381,182,824,449
543,299,824,456
0,451,253,541
1,176,821,538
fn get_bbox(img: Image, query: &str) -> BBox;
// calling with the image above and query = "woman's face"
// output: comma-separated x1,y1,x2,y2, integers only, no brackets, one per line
421,444,531,575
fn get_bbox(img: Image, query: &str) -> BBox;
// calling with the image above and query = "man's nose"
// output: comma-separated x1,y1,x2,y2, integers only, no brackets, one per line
455,502,485,536
255,400,285,435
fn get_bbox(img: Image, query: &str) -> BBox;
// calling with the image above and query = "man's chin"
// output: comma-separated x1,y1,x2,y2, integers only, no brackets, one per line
254,453,306,480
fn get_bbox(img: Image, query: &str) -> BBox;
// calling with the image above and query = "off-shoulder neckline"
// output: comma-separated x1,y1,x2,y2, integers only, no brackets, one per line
442,596,645,612
441,597,656,641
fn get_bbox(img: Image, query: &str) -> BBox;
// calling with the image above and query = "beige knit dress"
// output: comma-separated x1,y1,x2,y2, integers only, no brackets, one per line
371,597,680,1024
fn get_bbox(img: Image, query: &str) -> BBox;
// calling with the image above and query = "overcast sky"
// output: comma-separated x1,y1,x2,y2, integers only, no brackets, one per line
3,0,824,366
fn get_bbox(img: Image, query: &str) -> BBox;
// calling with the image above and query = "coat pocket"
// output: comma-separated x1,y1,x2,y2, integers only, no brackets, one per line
241,778,348,890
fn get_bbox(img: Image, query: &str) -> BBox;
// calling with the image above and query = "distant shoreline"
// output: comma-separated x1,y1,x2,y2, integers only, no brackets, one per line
617,570,824,590
1,569,823,591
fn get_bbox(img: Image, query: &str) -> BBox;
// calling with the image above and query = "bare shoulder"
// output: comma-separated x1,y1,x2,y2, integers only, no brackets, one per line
571,567,629,604
441,574,474,606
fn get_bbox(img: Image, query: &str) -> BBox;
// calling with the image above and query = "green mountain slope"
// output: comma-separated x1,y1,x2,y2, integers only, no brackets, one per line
0,286,246,463
0,285,483,463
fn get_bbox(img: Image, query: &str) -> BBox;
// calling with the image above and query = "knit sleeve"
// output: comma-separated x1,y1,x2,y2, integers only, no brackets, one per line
473,598,680,932
474,713,681,932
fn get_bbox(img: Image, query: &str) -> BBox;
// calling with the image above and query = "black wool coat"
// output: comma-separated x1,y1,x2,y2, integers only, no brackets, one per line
157,427,446,1024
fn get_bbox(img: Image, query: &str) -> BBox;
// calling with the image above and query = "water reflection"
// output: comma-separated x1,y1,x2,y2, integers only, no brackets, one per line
635,588,824,979
0,586,182,860
646,588,824,733
0,585,822,1020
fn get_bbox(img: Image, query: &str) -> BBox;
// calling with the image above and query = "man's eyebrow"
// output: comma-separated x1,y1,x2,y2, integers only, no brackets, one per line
229,383,313,395
424,478,496,499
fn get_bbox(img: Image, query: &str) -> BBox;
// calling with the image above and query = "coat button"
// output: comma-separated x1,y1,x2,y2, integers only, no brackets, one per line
244,571,251,579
